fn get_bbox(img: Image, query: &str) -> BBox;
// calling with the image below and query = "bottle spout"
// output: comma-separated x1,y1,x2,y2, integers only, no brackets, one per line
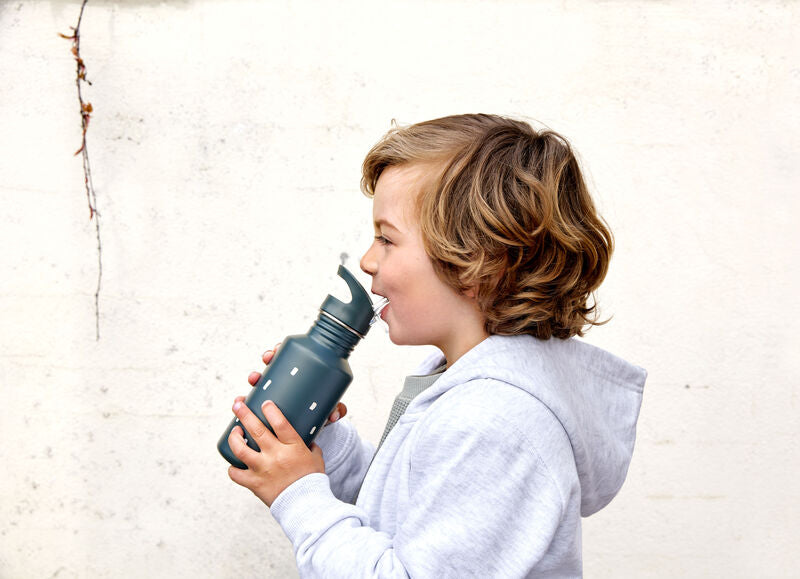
320,265,376,337
370,297,389,326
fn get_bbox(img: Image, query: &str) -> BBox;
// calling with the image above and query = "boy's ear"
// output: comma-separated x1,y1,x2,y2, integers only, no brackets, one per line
462,282,482,299
462,268,504,299
460,266,503,299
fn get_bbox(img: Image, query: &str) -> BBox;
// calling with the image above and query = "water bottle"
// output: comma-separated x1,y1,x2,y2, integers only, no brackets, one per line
218,265,387,469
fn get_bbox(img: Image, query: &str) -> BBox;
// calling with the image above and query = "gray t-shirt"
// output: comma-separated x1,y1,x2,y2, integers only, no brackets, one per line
377,364,447,450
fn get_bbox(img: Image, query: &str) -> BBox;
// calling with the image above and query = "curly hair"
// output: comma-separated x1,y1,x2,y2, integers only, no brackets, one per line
361,114,613,340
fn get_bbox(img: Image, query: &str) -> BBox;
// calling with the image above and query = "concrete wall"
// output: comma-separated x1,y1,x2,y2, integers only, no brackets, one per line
1,1,797,577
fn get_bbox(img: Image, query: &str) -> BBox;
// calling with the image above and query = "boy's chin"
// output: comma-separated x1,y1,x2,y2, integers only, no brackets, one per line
387,328,429,348
386,326,406,346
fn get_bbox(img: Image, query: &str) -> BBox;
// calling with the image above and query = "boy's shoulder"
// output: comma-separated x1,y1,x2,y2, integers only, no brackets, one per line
405,375,578,497
405,333,645,455
433,375,552,418
415,375,573,459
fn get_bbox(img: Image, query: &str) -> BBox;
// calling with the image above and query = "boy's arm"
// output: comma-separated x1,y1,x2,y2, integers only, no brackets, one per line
313,348,444,503
270,382,571,578
312,417,374,503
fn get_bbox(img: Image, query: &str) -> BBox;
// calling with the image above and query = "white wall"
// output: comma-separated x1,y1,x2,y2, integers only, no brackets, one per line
1,1,797,577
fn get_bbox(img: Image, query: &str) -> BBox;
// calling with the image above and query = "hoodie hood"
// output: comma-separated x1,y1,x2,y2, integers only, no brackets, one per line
408,334,647,517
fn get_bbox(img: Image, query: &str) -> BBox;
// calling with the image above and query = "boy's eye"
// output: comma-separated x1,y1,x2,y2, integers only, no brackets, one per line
375,235,392,246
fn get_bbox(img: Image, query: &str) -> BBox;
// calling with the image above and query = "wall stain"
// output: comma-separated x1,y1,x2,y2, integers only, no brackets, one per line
684,383,711,389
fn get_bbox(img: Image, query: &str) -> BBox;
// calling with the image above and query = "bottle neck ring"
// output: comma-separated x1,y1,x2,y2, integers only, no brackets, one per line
309,311,362,358
319,310,365,339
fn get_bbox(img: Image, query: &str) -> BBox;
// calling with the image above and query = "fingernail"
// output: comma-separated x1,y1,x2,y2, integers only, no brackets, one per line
233,401,242,411
263,349,273,357
331,411,340,422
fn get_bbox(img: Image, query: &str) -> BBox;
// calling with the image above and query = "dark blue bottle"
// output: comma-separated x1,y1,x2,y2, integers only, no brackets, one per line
218,265,380,469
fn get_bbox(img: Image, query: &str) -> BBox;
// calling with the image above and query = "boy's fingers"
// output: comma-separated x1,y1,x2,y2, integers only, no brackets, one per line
233,401,269,443
228,425,259,467
247,371,261,386
261,342,281,365
327,402,347,423
262,401,303,445
228,465,248,485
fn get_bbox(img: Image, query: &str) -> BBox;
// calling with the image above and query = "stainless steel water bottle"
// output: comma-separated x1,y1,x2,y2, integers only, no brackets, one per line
218,265,385,469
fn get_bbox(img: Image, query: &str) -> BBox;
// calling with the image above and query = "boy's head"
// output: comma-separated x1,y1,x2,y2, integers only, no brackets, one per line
360,113,613,341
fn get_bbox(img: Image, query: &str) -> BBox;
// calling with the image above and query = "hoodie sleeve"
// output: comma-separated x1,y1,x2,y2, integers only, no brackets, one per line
313,417,375,504
270,380,576,578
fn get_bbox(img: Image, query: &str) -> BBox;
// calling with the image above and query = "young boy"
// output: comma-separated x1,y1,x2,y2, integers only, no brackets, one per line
226,114,647,577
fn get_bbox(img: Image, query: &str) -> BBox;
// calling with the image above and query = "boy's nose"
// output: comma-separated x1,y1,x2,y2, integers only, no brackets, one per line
360,245,377,276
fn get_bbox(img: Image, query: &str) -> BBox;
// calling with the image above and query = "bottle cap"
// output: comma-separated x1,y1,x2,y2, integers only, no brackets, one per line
320,265,376,337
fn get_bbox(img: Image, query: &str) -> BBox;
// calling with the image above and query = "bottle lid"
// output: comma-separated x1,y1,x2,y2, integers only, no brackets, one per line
320,265,375,337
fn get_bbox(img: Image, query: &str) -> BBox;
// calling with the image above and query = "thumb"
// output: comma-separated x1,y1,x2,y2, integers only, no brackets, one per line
310,442,324,460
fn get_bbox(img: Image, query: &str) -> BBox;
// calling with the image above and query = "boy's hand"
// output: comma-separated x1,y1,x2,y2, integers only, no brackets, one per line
227,399,324,507
243,343,348,424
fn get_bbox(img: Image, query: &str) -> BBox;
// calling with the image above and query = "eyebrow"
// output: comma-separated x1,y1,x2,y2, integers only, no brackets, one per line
374,218,401,232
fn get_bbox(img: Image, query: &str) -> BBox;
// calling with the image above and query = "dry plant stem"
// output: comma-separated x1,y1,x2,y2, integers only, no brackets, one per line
63,0,102,340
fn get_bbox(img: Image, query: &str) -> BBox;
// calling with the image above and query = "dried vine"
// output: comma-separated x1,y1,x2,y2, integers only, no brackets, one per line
61,0,102,340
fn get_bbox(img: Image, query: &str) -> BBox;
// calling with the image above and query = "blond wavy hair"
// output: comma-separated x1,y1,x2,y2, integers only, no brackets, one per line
361,114,613,340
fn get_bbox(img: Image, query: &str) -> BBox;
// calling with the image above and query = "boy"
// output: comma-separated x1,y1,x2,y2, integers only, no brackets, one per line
227,114,647,577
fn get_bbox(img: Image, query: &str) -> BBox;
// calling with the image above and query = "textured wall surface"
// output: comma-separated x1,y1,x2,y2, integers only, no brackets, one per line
1,1,798,577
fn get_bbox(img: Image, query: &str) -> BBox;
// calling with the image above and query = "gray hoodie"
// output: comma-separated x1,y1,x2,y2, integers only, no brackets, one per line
270,334,647,578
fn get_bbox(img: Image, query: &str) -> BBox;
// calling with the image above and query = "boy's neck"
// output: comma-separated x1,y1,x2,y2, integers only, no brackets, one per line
434,290,490,367
442,334,489,368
